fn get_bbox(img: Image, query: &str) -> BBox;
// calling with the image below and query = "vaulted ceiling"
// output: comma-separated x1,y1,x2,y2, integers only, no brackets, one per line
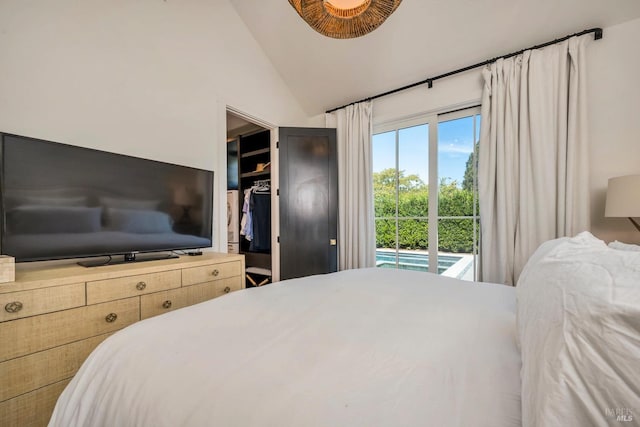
230,0,640,116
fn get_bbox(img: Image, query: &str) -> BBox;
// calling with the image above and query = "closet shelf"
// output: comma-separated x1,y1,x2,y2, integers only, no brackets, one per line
241,148,270,158
241,170,270,179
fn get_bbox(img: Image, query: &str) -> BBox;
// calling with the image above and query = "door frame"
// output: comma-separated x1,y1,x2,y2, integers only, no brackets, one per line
221,105,281,281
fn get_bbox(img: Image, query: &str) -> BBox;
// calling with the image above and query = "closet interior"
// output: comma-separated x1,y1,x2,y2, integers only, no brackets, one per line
226,112,273,288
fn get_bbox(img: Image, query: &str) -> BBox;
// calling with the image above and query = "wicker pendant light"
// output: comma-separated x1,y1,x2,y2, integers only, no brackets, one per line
288,0,402,39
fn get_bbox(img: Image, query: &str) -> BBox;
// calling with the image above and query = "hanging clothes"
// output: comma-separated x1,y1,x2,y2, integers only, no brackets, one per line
240,188,253,241
241,180,271,249
249,192,271,252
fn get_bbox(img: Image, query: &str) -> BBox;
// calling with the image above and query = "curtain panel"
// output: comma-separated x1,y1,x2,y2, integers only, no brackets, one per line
478,35,591,286
326,101,376,270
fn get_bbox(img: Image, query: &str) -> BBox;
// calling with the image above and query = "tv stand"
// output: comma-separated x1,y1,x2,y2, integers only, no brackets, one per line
78,252,179,268
2,253,245,427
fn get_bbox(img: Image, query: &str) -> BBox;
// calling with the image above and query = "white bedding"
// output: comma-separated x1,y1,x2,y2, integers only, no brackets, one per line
517,232,640,426
49,268,521,427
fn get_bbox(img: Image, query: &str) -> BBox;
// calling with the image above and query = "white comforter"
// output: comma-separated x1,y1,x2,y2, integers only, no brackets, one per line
49,268,521,427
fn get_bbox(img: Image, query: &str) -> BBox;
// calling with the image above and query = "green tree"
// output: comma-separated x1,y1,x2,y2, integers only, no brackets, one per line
462,141,479,192
373,168,425,192
439,178,474,217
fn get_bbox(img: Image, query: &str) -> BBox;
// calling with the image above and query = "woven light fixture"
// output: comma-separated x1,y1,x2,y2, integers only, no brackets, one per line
288,0,402,39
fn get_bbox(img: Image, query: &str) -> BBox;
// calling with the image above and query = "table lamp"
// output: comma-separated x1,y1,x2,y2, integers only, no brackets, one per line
605,175,640,232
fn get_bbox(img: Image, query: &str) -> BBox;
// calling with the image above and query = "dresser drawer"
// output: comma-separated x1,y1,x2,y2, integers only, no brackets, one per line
0,378,70,427
187,277,242,303
140,277,242,320
0,298,139,363
212,276,243,298
182,261,242,286
87,270,181,304
140,287,189,320
0,332,112,402
187,281,221,305
0,283,85,323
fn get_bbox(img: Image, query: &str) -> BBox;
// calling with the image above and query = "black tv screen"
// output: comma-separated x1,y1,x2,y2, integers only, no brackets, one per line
0,133,214,262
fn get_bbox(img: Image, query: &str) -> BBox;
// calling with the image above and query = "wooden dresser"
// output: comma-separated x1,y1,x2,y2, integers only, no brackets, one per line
0,253,245,427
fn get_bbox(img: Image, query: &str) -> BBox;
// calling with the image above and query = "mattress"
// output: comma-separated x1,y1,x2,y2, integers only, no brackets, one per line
49,268,521,427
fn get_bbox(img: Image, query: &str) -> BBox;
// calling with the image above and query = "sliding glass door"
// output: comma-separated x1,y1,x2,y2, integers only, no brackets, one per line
372,107,480,281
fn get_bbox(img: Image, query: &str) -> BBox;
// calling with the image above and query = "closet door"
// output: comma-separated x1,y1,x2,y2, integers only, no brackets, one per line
279,127,337,280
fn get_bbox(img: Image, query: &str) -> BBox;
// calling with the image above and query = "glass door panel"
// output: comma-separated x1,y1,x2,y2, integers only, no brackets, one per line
436,113,480,281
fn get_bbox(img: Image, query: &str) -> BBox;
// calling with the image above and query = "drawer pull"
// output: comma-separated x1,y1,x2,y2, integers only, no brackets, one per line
105,313,118,323
212,269,220,277
162,300,172,309
223,286,231,294
136,281,147,291
5,301,23,313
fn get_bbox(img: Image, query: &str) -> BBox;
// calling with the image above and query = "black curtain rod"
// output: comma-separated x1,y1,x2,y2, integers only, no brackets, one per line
326,27,603,114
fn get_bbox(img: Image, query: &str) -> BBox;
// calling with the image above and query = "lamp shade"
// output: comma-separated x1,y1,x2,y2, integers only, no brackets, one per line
605,175,640,217
174,187,193,206
288,0,402,39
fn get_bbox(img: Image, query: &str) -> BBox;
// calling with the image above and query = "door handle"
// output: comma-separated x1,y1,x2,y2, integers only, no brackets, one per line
330,239,337,246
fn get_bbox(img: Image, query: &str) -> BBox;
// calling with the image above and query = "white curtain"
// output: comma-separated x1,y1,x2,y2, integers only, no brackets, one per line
326,101,376,270
478,35,590,286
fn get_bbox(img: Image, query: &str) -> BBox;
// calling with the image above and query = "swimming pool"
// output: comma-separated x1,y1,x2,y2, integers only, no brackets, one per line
375,250,462,274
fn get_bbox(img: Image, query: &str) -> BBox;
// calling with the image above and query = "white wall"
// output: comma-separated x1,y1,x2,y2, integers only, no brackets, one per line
370,17,640,244
372,71,483,127
0,0,312,252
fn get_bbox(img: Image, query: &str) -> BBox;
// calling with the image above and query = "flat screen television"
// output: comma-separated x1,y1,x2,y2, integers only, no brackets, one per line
0,133,214,265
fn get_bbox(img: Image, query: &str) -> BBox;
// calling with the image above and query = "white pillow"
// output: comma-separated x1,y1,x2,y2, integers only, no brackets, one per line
516,231,640,427
608,240,640,252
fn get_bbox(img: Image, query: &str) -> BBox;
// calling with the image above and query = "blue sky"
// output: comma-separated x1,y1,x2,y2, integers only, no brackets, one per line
373,115,480,186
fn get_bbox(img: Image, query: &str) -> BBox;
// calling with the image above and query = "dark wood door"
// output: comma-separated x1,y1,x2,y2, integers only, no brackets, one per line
279,127,337,280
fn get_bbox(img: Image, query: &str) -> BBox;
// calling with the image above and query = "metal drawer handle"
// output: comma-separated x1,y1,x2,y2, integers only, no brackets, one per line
212,269,220,277
162,300,172,309
136,281,147,291
105,313,118,323
5,301,23,313
223,286,231,294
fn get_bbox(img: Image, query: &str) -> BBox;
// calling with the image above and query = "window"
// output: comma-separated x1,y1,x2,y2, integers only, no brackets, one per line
372,107,480,281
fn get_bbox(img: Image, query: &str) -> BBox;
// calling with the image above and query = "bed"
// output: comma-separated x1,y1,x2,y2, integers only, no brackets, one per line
49,268,521,427
48,232,640,427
